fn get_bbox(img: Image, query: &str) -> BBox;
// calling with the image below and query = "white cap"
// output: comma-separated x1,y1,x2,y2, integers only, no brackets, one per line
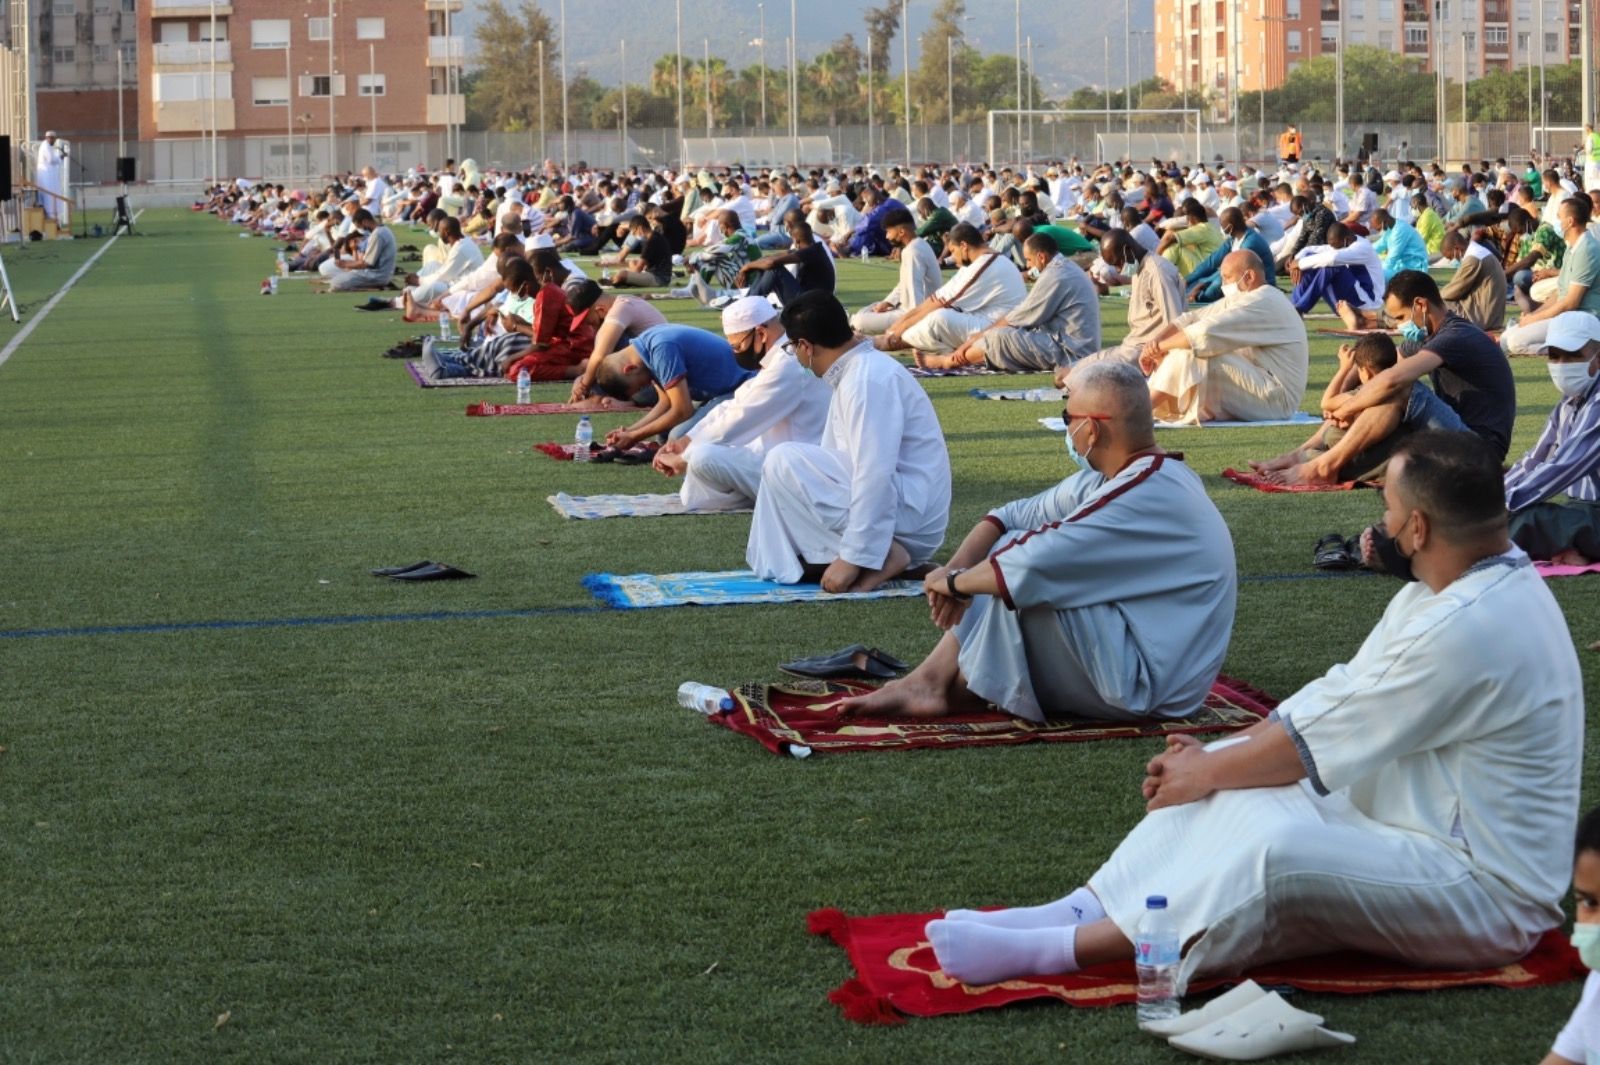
720,295,778,336
1385,169,1402,181
527,233,556,249
1194,172,1211,184
1544,311,1600,354
1220,180,1238,190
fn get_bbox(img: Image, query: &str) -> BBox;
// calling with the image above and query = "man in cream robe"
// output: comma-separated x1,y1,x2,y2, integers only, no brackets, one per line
1139,250,1309,424
34,132,67,223
1067,231,1188,383
748,292,951,591
402,217,484,316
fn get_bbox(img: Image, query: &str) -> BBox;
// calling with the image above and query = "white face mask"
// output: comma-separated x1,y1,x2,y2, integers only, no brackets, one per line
1548,360,1596,398
1220,281,1241,300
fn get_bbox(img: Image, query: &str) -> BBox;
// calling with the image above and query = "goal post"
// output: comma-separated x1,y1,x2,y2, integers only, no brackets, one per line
985,108,1204,168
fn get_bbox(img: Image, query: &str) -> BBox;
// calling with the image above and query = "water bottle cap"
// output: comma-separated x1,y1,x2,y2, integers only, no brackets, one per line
1145,895,1168,909
578,415,590,422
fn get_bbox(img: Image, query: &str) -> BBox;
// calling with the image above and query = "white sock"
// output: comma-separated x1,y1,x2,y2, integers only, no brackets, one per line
944,887,1106,930
667,286,692,298
925,918,1079,986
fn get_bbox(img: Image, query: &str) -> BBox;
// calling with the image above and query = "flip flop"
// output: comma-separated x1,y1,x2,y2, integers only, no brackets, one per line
780,645,910,681
613,442,660,466
355,297,393,311
387,562,476,582
1312,533,1359,571
370,560,436,577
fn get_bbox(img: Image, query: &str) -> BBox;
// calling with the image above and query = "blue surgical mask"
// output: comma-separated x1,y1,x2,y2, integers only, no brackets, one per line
1063,418,1092,469
1399,317,1427,344
1571,922,1600,970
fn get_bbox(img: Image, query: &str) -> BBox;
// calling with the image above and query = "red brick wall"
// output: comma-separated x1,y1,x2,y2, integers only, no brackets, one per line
38,88,141,143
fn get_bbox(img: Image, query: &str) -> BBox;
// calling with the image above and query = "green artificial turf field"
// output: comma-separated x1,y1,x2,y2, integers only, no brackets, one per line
1,210,1596,1063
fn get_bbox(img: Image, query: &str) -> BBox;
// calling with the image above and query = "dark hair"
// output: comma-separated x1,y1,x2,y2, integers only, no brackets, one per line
1562,194,1594,227
779,291,854,348
528,247,562,276
880,206,915,231
1384,269,1442,307
946,222,983,247
567,279,603,312
501,256,537,291
437,216,463,239
492,232,524,252
1023,232,1057,258
1391,430,1508,539
1576,805,1600,858
352,208,375,225
1351,332,1398,374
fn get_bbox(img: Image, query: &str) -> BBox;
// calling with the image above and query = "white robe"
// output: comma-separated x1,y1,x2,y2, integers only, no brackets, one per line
35,141,66,222
410,238,486,306
746,342,951,583
851,237,942,336
1149,284,1309,423
679,335,831,511
900,252,1027,354
1089,553,1581,988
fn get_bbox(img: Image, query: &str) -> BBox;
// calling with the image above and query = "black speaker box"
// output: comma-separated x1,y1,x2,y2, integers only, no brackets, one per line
0,135,12,201
116,156,136,183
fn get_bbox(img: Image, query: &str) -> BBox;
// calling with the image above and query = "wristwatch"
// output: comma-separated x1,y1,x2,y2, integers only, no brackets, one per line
945,567,972,601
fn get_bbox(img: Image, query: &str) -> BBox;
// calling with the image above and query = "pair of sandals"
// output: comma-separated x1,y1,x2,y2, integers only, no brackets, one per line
382,336,426,360
1312,527,1405,575
590,441,659,465
370,560,476,582
356,297,395,312
779,645,909,682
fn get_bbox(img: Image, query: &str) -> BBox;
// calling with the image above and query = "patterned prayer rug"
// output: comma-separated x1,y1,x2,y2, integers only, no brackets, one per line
969,387,1063,401
547,492,750,519
467,399,645,416
807,908,1585,1024
706,676,1275,757
581,570,923,609
1222,468,1378,493
405,361,505,388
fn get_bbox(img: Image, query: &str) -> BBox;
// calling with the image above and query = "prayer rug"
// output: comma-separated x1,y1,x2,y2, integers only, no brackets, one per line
1315,327,1399,338
1535,561,1600,578
467,399,645,416
581,570,923,609
405,361,505,388
808,908,1585,1025
706,676,1275,757
1042,413,1321,432
1222,468,1377,493
534,442,591,461
547,492,750,519
908,365,1002,378
969,387,1062,401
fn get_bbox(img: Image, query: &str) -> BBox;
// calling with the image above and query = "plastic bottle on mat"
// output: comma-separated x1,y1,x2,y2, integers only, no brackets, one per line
573,416,593,462
439,316,454,342
516,368,531,404
677,682,734,715
1134,895,1181,1026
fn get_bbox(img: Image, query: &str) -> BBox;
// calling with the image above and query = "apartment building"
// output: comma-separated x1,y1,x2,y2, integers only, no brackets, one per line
0,0,141,145
1155,0,1584,110
135,0,465,176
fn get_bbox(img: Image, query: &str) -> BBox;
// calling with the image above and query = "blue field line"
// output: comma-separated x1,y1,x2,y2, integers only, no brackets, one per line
0,603,608,641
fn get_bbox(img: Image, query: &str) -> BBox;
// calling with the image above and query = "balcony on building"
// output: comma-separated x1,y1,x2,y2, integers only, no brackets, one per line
426,36,465,65
150,0,233,16
1401,0,1428,19
1320,1,1341,19
1484,0,1509,19
154,99,236,134
152,40,232,69
424,0,466,9
427,93,466,126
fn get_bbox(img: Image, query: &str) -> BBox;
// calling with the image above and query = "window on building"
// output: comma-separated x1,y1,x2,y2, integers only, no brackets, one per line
198,21,226,42
1286,0,1301,16
121,0,134,10
1377,0,1394,16
1348,0,1365,16
1463,30,1476,50
358,73,386,96
251,19,290,49
1321,30,1338,50
51,46,75,64
92,44,111,62
1517,0,1532,16
307,17,331,41
1438,0,1449,18
119,41,136,62
356,18,385,40
299,74,347,97
252,76,289,105
1378,29,1393,48
1348,28,1366,43
154,72,230,100
1486,25,1508,45
1288,29,1303,51
49,0,74,12
1517,31,1530,52
1546,30,1559,52
1406,25,1428,46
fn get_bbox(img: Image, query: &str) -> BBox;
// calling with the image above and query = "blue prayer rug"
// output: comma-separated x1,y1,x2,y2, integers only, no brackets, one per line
582,570,924,609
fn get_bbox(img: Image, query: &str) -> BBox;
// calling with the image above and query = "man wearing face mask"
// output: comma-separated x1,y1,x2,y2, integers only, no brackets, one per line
1541,805,1600,1065
915,234,1101,373
1066,231,1188,384
875,223,1027,357
1503,195,1600,356
747,292,950,591
836,360,1234,725
1183,207,1277,304
1329,270,1516,454
1502,312,1600,564
902,431,1580,997
651,297,831,512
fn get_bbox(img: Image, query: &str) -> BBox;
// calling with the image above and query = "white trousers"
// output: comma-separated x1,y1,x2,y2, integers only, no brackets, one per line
1087,779,1549,989
851,309,902,336
1148,350,1296,423
680,441,762,511
1502,319,1551,357
318,258,341,278
408,279,450,308
900,308,995,354
747,444,856,583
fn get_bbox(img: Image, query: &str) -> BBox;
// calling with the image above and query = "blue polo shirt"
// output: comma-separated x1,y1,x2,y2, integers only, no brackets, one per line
632,325,753,400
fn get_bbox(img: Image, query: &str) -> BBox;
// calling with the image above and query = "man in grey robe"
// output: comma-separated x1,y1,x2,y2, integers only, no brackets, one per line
916,234,1102,373
840,359,1237,725
327,210,398,292
1068,230,1188,384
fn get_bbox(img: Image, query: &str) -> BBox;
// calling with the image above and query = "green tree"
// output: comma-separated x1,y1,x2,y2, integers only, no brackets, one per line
864,3,899,76
1238,45,1435,127
469,0,561,132
911,0,972,123
808,34,865,125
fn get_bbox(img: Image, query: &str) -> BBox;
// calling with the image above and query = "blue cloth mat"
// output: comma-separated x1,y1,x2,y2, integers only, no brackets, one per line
582,570,925,609
1040,412,1321,431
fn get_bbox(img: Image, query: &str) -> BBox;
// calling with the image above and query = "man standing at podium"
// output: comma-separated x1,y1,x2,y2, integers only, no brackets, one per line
35,132,67,223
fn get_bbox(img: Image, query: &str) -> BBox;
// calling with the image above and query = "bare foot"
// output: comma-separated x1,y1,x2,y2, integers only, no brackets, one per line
1248,451,1302,475
1552,549,1594,566
836,675,950,719
914,352,960,371
1335,300,1364,331
851,542,911,592
1358,526,1378,568
1267,461,1338,487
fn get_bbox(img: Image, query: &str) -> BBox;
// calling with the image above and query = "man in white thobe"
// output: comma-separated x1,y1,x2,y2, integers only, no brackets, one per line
851,210,943,337
920,430,1582,991
875,223,1026,357
1139,250,1309,424
401,217,485,317
652,296,830,512
840,360,1235,725
34,132,67,223
747,292,952,591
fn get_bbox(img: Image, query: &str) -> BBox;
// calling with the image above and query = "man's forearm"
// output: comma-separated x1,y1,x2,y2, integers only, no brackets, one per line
946,520,1006,571
1203,720,1308,792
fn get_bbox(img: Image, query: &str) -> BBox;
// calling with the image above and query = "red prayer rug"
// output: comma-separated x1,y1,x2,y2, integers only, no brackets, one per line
534,442,589,461
1222,468,1378,494
467,399,645,416
808,907,1585,1025
709,676,1276,757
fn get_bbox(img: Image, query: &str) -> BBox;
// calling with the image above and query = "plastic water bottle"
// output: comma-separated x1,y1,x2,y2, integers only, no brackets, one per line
677,682,734,715
439,316,455,342
1135,895,1181,1026
858,246,869,261
516,368,531,404
268,276,279,295
573,415,593,462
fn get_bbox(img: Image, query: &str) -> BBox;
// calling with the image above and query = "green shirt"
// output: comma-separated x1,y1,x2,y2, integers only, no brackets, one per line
1557,232,1600,315
916,207,957,256
1520,224,1565,270
1523,168,1544,199
1164,222,1225,276
1031,223,1097,256
1414,207,1446,256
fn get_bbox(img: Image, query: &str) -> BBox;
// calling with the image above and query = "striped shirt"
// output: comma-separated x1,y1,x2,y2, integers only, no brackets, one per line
1505,373,1600,511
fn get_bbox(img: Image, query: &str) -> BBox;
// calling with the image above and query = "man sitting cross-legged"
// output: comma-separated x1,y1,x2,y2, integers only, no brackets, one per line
1248,333,1467,486
652,296,831,511
874,223,1026,358
1138,249,1309,424
919,430,1582,991
747,292,951,590
1064,230,1187,384
839,360,1235,725
851,207,943,337
915,233,1101,373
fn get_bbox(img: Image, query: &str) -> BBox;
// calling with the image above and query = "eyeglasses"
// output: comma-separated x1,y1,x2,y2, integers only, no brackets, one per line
1060,406,1112,425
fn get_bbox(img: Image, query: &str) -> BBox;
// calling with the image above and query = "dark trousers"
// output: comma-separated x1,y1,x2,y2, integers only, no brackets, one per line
746,266,804,306
1510,501,1600,560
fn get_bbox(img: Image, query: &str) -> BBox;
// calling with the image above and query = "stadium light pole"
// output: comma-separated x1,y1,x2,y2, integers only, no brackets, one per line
1335,0,1345,162
208,0,217,184
327,0,335,177
758,4,767,129
676,0,685,163
560,0,570,169
1014,0,1022,162
791,0,799,165
1124,0,1131,161
538,40,545,166
621,37,629,167
704,38,712,136
947,34,954,164
868,32,875,165
368,43,377,164
903,0,912,166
